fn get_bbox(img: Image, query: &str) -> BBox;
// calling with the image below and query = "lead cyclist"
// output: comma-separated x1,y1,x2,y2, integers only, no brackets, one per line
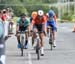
31,10,47,56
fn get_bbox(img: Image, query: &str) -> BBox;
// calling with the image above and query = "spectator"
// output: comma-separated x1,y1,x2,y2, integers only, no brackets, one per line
0,10,5,64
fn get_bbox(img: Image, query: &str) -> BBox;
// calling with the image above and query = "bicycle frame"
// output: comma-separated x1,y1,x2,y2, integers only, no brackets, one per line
18,31,26,56
48,26,53,50
20,32,25,45
35,32,41,60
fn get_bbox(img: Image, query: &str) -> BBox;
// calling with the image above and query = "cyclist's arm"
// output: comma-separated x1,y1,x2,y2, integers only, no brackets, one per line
42,16,47,33
30,20,35,31
54,15,57,22
26,18,31,32
54,15,57,26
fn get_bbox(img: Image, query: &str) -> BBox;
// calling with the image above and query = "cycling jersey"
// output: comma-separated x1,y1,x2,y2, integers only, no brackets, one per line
32,15,47,25
47,16,56,31
0,19,4,38
17,18,30,27
31,15,47,33
17,18,30,31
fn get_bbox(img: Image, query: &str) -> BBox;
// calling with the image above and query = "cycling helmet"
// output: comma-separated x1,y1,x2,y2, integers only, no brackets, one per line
31,11,37,17
48,10,55,17
38,10,44,16
20,13,26,17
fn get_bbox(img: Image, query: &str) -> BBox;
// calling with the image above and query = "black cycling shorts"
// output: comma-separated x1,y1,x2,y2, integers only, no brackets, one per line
19,26,28,31
34,24,44,33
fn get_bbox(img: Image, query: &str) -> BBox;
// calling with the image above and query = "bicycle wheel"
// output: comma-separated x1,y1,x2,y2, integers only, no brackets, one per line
36,46,40,60
20,37,24,56
36,39,40,60
50,42,53,51
21,46,23,56
32,37,34,46
37,49,40,60
49,39,53,50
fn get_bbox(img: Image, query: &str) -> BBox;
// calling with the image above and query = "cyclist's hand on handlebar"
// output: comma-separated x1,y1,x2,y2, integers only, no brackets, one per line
30,30,33,32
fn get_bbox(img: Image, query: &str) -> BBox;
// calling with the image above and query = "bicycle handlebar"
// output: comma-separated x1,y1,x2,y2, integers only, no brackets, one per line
18,30,28,33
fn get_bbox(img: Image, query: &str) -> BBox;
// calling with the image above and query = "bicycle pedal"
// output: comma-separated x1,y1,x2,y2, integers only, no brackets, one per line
53,46,56,48
49,42,52,44
41,54,44,56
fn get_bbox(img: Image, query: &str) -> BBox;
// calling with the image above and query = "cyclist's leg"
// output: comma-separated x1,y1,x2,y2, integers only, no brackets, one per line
39,25,44,47
42,23,47,36
50,21,57,47
40,32,44,56
16,26,21,48
47,21,51,37
24,26,29,49
37,24,44,55
16,33,21,48
39,32,44,46
32,32,36,46
24,32,28,49
32,26,38,47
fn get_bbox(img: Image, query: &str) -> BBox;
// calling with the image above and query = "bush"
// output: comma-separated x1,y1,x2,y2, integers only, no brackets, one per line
25,5,50,16
61,12,73,21
12,6,28,16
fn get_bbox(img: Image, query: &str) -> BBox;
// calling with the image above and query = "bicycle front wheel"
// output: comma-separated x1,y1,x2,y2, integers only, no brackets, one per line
20,38,24,56
49,39,53,51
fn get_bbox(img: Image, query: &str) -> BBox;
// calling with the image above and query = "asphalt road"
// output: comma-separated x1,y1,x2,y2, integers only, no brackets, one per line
6,23,75,64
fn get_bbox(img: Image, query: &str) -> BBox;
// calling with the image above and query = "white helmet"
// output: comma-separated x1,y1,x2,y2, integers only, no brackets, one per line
38,10,44,16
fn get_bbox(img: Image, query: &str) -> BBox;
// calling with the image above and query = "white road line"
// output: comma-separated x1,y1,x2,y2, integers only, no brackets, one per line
0,55,5,64
28,51,32,64
28,36,32,64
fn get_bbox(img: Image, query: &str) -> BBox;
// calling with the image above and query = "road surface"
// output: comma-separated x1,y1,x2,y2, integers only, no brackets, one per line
6,23,75,64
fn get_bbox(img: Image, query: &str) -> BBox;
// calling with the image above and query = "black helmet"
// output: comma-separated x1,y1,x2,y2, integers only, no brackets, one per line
20,13,26,17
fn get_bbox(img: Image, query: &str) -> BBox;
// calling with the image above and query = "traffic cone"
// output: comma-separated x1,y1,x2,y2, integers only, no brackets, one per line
73,24,75,32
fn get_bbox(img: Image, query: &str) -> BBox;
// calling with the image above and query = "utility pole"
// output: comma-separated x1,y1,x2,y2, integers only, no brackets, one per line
62,0,65,13
67,0,70,14
74,0,75,15
64,0,67,12
58,0,61,19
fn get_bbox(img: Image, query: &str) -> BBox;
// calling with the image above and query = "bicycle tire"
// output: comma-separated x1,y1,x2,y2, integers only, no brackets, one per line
49,40,52,50
20,37,24,56
21,47,23,56
36,38,40,60
50,43,53,50
36,46,40,60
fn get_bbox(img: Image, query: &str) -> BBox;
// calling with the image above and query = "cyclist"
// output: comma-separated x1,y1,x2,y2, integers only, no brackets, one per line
47,10,57,47
6,8,14,34
0,10,5,64
1,9,9,39
30,11,38,45
31,10,47,56
31,11,37,20
16,13,30,49
0,10,4,38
